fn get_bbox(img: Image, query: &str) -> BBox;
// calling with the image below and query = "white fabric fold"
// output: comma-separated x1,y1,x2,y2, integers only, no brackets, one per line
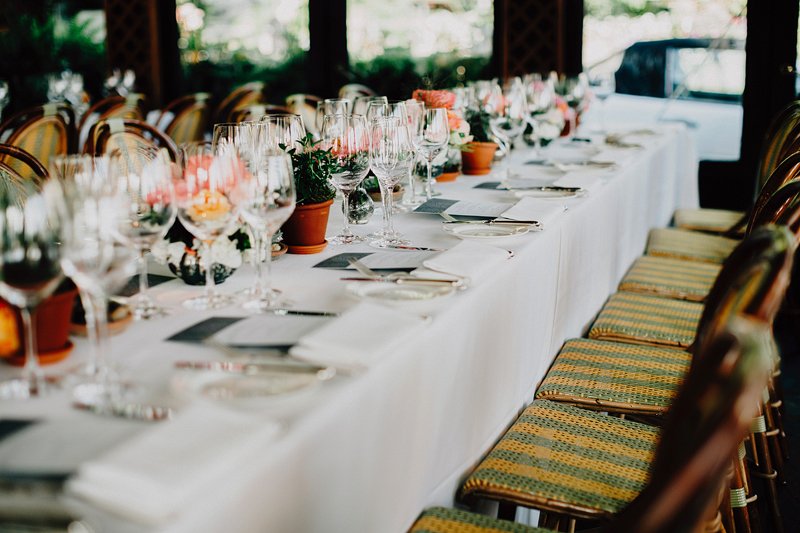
67,405,281,526
500,197,566,228
553,173,605,194
290,302,429,371
418,240,510,283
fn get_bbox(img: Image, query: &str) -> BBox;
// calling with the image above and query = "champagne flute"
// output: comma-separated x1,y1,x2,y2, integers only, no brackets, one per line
176,142,244,309
321,114,370,245
0,178,63,399
413,108,449,201
402,99,425,206
110,148,176,320
369,116,414,247
231,151,296,312
53,155,138,403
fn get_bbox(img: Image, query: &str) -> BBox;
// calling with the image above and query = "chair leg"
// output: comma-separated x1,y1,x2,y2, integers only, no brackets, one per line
749,414,784,533
762,403,786,485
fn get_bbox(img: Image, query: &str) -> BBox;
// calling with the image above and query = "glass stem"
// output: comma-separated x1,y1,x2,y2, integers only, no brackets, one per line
425,160,433,200
19,307,42,395
251,228,264,299
138,249,150,302
407,165,416,200
341,192,353,236
202,241,216,304
384,183,395,235
262,233,273,297
379,180,390,233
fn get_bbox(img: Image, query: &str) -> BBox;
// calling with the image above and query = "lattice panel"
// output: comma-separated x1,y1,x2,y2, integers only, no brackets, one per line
104,0,162,105
506,0,560,76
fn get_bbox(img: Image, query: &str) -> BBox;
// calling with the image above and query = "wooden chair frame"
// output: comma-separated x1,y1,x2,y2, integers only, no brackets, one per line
85,118,179,162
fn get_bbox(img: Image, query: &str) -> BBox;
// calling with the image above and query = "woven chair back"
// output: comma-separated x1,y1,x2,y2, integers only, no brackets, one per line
228,104,293,124
214,82,265,124
160,93,211,145
756,100,800,193
86,118,179,162
750,178,800,235
338,83,376,100
286,93,321,134
0,103,77,174
613,317,776,533
747,152,800,230
0,144,48,185
694,225,795,354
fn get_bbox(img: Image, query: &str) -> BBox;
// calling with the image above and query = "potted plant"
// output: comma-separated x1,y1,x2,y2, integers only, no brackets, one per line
461,107,498,175
281,133,338,254
0,278,78,366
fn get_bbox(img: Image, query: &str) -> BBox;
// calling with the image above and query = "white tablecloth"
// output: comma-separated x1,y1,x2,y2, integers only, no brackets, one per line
0,126,698,532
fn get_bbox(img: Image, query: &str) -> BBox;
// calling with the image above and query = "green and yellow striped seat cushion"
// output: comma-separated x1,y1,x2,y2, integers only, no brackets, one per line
645,227,738,264
618,255,722,302
460,400,657,518
588,292,702,349
410,507,552,533
536,338,691,415
673,208,745,235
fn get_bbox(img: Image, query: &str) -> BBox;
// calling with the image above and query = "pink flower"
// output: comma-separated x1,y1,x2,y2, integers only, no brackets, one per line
412,89,456,110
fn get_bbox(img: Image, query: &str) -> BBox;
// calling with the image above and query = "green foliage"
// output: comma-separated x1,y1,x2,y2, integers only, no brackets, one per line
464,107,492,143
0,10,106,112
283,133,337,205
585,0,670,18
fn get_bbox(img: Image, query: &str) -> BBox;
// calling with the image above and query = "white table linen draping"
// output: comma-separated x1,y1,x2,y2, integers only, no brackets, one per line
0,125,697,533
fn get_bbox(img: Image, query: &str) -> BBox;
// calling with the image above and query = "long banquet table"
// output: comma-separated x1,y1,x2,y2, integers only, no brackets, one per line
0,125,698,532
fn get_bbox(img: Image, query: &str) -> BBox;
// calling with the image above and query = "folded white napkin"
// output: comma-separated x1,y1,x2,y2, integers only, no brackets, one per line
67,405,281,526
290,302,428,371
500,197,566,229
553,174,605,194
542,143,600,164
417,240,510,284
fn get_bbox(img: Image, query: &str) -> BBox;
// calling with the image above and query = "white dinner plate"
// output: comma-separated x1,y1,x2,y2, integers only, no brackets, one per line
442,222,531,239
511,188,584,199
171,369,324,407
346,281,455,303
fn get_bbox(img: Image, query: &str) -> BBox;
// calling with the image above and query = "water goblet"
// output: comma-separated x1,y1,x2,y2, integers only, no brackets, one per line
320,114,370,245
0,178,64,399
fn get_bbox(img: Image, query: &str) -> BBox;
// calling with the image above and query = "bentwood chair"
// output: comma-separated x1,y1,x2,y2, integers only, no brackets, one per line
643,152,800,267
453,317,776,533
673,100,800,235
77,94,145,149
158,93,212,145
214,82,266,124
229,104,293,123
286,93,322,135
85,118,179,162
0,144,49,184
0,103,77,172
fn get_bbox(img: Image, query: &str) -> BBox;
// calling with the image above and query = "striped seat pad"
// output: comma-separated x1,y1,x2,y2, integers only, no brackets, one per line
410,507,552,533
461,400,657,516
536,338,692,413
673,208,745,234
645,227,737,264
588,292,703,349
618,255,721,302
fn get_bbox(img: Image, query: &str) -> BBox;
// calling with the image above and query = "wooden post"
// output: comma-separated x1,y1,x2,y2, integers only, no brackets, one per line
308,0,348,98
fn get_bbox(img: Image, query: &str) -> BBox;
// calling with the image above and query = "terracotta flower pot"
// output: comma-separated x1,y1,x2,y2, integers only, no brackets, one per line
281,199,334,254
461,142,498,175
0,283,78,366
436,171,459,182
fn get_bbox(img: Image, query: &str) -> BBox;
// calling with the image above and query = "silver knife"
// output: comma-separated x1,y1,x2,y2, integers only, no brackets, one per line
269,308,339,317
503,185,581,192
443,219,541,226
175,360,335,378
382,244,444,252
340,276,463,287
73,401,173,421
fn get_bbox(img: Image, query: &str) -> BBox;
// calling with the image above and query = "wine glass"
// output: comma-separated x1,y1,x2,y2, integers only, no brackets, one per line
231,151,296,312
413,108,449,201
354,96,388,116
588,71,616,132
53,155,138,403
110,148,176,320
369,117,415,247
556,74,588,136
0,178,63,399
261,114,307,151
402,99,425,206
315,99,351,135
176,142,245,309
490,82,528,164
523,74,556,157
320,114,370,245
365,99,405,123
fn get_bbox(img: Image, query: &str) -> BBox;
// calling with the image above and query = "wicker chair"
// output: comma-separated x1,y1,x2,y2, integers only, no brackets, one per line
158,93,212,145
456,317,776,533
85,118,179,162
214,82,266,124
77,94,145,149
228,104,294,124
0,143,48,184
286,93,321,135
0,103,77,173
645,152,800,265
673,100,800,235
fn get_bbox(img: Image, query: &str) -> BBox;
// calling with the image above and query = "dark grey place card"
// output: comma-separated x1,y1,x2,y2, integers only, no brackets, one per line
474,181,502,190
117,274,176,298
167,317,245,343
412,198,459,214
0,420,37,444
313,252,372,269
